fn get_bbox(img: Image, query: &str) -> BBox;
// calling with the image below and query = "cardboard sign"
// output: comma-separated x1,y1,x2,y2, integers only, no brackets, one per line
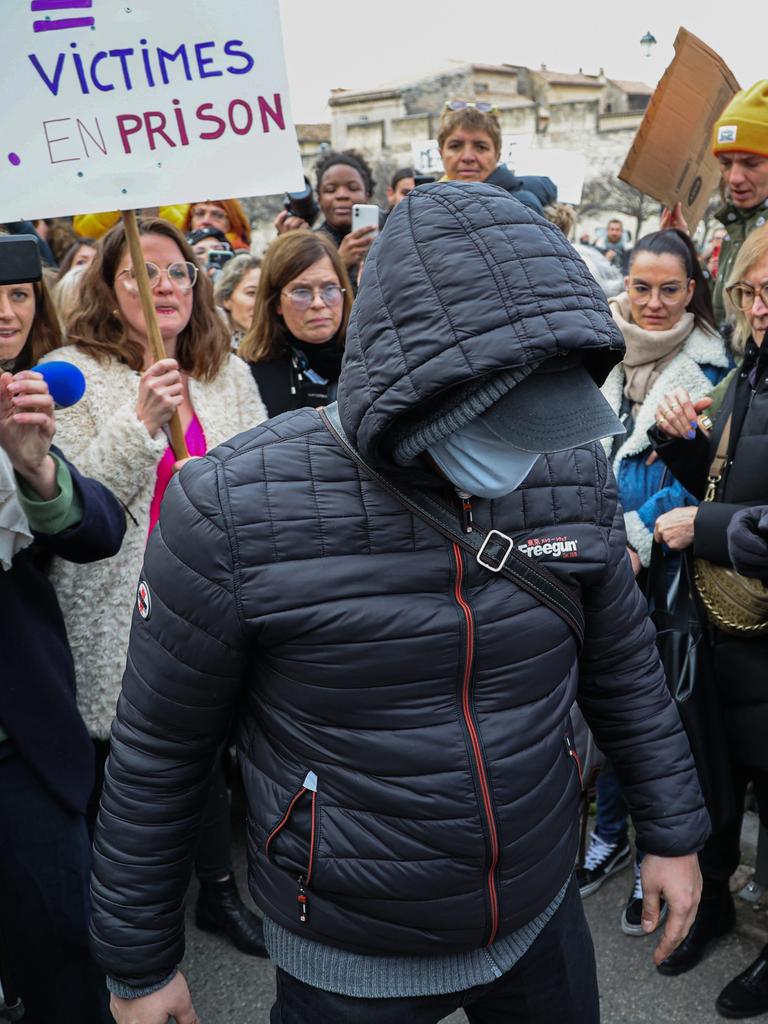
0,1,304,221
619,28,740,232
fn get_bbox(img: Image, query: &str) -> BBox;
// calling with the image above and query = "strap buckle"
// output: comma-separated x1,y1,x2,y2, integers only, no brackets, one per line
477,529,515,573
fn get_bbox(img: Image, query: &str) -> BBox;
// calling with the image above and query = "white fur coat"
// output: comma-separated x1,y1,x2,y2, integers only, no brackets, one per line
600,325,729,566
44,346,267,738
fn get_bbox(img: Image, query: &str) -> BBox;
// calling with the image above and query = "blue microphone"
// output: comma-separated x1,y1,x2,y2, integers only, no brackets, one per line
32,361,86,408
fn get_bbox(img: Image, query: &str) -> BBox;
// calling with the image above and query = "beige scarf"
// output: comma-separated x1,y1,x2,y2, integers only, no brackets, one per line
609,293,694,417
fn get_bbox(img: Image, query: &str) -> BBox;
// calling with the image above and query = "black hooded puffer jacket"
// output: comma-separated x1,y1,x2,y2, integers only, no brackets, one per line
91,183,710,987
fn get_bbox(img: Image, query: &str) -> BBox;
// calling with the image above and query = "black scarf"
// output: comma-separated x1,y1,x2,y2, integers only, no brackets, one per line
291,338,343,383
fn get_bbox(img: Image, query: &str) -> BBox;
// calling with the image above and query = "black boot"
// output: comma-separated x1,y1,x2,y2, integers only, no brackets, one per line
716,946,768,1018
195,876,268,957
657,883,735,977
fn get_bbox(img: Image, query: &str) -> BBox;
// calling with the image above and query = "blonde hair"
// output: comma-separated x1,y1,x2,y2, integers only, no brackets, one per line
52,264,87,336
543,203,577,239
724,223,768,353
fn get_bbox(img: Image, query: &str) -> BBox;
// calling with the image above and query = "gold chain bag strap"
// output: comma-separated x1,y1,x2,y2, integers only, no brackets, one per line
693,414,768,634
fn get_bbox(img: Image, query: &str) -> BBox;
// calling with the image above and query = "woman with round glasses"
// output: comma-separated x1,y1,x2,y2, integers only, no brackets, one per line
647,224,768,1007
41,217,270,958
579,229,729,936
438,101,557,214
239,231,352,418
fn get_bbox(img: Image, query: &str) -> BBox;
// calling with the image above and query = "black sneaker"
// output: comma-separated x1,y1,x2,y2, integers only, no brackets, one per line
621,861,667,936
576,831,632,898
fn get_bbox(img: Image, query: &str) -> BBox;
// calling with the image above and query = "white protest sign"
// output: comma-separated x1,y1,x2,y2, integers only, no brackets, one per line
0,1,304,221
504,148,586,206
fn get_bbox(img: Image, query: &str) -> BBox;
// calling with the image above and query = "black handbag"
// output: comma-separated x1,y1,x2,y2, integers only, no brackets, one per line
646,542,736,833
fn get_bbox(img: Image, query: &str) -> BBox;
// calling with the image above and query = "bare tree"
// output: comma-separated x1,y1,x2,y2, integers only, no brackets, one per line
580,178,660,239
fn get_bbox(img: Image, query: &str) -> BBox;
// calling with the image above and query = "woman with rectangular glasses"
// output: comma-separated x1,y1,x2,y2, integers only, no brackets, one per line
239,231,353,418
579,228,729,937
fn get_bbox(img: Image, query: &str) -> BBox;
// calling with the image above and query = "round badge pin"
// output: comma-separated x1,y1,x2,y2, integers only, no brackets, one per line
137,580,151,620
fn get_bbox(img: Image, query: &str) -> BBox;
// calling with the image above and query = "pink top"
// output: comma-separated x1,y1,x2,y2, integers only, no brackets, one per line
148,415,207,537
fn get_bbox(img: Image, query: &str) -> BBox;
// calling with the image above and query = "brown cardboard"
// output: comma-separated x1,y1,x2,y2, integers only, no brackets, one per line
619,28,740,232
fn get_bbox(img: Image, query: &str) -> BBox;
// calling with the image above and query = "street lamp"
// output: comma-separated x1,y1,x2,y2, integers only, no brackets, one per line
640,31,657,58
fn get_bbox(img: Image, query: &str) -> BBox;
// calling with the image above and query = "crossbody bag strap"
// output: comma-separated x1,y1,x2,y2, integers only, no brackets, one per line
704,414,732,503
319,404,585,648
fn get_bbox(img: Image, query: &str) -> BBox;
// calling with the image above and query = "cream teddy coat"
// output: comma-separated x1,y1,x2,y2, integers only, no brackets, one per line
44,345,267,739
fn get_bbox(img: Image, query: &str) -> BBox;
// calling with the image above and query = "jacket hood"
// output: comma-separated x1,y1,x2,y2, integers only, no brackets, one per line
485,165,558,211
337,181,625,468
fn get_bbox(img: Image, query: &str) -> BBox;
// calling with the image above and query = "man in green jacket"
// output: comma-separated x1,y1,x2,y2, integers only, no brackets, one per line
711,81,768,324
664,81,768,328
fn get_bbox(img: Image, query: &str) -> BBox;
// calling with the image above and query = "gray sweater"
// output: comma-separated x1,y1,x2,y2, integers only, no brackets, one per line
107,884,566,1001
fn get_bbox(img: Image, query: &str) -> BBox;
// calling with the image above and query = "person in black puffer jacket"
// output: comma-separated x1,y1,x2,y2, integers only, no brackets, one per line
93,183,710,1024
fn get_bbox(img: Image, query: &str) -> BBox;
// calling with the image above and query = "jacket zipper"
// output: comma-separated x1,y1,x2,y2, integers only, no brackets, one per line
264,773,318,925
565,734,583,788
452,542,500,945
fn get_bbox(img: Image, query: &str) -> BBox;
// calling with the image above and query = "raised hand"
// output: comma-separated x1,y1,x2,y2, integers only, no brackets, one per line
136,358,183,438
659,203,690,235
654,387,713,440
0,370,58,499
338,225,377,268
274,210,310,235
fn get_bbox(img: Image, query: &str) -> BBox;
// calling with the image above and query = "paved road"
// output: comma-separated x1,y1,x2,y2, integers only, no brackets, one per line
181,840,767,1023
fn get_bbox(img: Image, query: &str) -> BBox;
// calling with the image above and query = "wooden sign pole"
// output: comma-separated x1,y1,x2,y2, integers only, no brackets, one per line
121,210,189,460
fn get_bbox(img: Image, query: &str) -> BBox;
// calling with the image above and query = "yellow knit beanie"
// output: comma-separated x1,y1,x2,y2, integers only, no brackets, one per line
712,81,768,157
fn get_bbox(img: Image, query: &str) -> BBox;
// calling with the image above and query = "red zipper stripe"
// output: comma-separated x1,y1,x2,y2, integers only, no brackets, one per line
265,787,307,861
305,791,318,887
452,543,500,945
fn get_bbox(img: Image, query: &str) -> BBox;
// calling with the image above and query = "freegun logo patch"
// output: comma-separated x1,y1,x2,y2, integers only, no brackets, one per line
518,536,578,560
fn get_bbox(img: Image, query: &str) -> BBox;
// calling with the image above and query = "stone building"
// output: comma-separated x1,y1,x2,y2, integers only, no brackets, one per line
244,62,656,252
328,61,650,181
323,61,655,236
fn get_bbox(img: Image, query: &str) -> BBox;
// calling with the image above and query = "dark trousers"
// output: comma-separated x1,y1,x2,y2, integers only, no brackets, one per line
270,876,599,1024
699,761,768,886
0,749,111,1023
88,739,233,881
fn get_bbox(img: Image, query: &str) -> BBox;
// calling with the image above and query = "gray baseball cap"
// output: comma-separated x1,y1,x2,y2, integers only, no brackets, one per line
480,354,625,454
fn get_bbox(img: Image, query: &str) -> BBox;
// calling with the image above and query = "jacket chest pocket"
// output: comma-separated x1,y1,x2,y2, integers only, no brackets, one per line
264,770,319,889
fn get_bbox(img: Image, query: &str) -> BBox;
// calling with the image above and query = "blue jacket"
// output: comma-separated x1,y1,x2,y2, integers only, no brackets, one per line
601,321,731,566
0,452,125,813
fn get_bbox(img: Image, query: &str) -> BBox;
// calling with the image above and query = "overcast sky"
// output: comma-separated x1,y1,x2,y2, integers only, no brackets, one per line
279,0,762,124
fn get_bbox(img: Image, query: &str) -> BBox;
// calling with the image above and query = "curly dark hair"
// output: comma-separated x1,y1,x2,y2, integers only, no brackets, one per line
315,149,375,196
